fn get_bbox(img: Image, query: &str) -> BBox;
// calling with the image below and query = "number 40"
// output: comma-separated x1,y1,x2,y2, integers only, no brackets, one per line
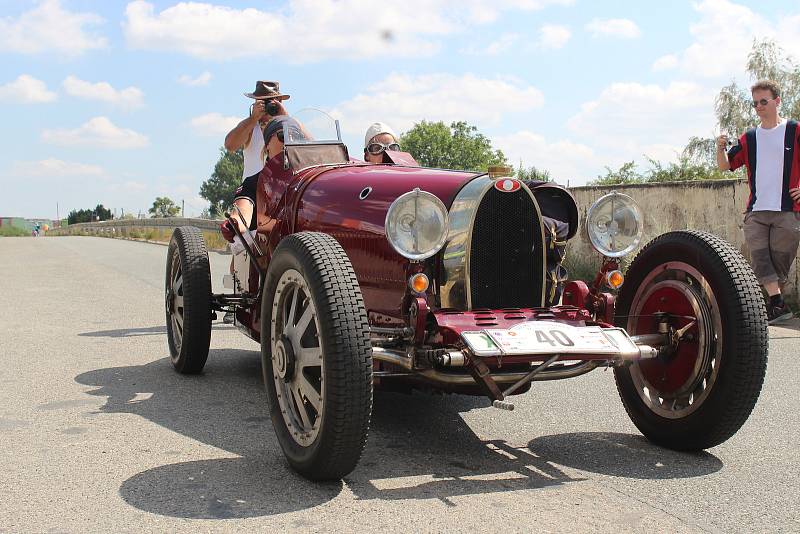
535,330,575,347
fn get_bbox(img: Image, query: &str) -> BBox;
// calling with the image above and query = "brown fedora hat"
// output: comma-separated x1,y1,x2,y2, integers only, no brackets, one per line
244,80,290,101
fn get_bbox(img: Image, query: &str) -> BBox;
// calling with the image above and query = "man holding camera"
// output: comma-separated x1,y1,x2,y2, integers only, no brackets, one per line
717,79,800,324
220,81,289,323
223,81,289,231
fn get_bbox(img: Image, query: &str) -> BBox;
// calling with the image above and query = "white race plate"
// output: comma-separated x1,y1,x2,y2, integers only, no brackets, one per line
462,321,626,357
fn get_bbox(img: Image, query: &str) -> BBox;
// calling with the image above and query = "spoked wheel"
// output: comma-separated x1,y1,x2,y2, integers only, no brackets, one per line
615,230,767,450
262,232,372,480
165,226,212,374
271,269,325,446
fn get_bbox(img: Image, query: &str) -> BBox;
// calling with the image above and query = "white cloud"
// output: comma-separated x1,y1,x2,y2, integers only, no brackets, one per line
189,113,241,136
331,72,544,136
494,131,595,184
62,76,144,109
11,158,105,177
585,18,641,39
463,33,520,56
539,24,571,49
566,81,716,177
122,0,574,62
652,54,678,72
0,75,57,103
0,0,107,56
657,0,800,79
178,71,212,87
42,117,149,149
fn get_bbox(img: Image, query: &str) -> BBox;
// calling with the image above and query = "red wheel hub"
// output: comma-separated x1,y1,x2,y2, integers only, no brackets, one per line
633,286,700,394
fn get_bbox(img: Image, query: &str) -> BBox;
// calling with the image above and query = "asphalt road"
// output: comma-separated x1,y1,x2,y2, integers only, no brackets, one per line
1,236,798,533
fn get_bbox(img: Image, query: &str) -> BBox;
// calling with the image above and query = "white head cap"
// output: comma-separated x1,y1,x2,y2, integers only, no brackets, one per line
364,122,398,149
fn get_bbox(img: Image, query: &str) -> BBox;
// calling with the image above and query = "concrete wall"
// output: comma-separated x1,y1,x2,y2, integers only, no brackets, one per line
566,178,798,304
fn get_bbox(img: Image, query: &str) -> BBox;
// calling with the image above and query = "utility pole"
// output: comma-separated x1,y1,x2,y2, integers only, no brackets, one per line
182,199,185,217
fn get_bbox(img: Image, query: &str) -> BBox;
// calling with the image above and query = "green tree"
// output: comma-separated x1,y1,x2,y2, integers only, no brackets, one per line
515,164,552,182
200,148,244,217
400,121,507,171
149,197,181,218
683,38,800,165
67,204,112,224
590,161,643,185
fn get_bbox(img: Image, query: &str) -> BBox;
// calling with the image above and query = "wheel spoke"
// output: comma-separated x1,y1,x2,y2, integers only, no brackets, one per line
297,346,322,366
298,374,322,413
286,286,299,331
173,273,183,294
174,295,184,310
295,303,314,337
174,311,184,331
292,386,313,428
171,315,182,346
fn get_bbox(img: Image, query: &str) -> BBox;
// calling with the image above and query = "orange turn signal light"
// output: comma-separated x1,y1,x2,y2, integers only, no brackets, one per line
409,273,430,294
606,270,624,289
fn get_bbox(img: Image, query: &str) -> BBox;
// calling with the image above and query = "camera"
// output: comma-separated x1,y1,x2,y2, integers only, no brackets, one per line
265,100,280,116
726,137,739,148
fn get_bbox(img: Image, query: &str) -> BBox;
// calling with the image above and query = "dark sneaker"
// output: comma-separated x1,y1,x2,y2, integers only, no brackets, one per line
767,303,793,325
222,311,235,324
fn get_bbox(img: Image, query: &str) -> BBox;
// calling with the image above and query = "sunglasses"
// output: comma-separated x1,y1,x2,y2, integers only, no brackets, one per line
366,141,401,155
268,130,284,143
752,98,775,108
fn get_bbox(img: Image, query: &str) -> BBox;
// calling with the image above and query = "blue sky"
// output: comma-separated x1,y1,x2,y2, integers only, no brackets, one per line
1,0,799,219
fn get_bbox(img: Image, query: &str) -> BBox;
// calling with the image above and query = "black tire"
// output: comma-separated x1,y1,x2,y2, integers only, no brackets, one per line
165,226,212,374
261,232,372,480
614,230,767,450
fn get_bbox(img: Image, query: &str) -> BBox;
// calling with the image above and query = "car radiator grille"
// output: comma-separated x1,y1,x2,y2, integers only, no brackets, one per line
469,187,544,309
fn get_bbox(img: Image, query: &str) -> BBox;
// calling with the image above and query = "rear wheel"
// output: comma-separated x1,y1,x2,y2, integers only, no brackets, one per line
261,232,372,480
614,230,767,450
165,226,212,374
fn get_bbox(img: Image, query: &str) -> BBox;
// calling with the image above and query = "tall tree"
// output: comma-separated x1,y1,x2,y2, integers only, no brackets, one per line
400,121,507,171
683,38,800,165
67,204,112,224
200,148,244,217
149,197,181,218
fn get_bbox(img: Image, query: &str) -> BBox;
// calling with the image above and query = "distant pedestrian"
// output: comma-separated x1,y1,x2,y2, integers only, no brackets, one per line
717,79,800,324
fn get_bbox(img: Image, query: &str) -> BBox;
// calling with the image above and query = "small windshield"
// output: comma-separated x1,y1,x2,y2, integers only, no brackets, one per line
285,108,341,145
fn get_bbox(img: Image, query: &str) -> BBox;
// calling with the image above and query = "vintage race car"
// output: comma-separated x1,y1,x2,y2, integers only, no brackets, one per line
164,112,767,481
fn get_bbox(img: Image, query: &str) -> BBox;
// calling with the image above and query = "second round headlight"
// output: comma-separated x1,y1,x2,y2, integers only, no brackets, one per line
385,188,449,261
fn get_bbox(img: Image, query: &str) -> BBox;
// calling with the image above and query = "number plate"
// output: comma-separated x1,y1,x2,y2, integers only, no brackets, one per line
462,321,625,356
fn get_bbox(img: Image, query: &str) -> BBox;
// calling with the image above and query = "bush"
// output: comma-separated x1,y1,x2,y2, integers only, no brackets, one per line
0,226,30,237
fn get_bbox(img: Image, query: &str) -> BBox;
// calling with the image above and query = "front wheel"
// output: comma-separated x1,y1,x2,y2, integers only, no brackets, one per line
261,232,372,480
614,230,767,450
165,226,212,374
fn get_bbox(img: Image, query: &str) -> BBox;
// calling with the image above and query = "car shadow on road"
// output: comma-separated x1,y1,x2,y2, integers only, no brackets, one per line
79,326,167,338
74,349,723,519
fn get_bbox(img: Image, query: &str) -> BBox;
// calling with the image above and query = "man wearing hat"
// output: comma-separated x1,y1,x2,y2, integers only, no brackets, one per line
223,81,290,234
224,80,290,176
224,115,305,238
220,81,290,323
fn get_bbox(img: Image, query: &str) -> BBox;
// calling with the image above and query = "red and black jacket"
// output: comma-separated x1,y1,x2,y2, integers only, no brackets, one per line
728,119,800,212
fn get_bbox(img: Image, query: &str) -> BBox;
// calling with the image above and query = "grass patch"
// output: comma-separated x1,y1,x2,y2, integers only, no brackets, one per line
0,226,31,237
203,230,228,252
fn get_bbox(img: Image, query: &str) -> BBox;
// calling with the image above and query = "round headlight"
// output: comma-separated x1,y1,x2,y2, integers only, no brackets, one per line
586,192,643,257
385,188,449,261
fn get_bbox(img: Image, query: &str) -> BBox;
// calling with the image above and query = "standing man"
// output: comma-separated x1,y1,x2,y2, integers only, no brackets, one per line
717,79,800,324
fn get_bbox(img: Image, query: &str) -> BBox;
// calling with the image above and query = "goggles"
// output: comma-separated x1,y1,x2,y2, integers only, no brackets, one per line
366,141,401,155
